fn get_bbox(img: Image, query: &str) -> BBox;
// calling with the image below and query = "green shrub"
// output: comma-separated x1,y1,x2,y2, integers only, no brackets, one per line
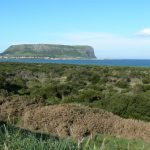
116,80,129,88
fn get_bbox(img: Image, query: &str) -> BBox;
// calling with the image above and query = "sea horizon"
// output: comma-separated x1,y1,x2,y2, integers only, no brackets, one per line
1,58,150,67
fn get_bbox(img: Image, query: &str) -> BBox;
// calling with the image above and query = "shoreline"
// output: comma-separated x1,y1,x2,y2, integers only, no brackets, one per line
0,56,97,60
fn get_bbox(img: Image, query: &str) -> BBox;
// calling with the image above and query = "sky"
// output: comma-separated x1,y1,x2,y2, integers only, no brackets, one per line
1,0,150,59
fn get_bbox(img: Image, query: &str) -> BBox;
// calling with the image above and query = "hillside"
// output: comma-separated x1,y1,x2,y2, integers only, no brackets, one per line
0,62,150,149
1,44,96,59
0,62,150,122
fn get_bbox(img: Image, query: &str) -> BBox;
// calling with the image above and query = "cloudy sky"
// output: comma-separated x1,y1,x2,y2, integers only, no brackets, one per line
1,0,150,59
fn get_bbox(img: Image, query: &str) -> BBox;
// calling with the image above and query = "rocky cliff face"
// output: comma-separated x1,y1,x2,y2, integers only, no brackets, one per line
1,44,96,59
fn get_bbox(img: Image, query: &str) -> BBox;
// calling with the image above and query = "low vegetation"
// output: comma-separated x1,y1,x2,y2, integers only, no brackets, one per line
0,62,150,121
1,122,150,150
0,62,150,149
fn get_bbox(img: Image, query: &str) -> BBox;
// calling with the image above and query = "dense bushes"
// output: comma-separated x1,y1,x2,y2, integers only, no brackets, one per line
97,94,150,121
115,80,129,88
0,62,150,121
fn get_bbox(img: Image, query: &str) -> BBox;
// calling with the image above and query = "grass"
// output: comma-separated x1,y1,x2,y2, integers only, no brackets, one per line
0,124,150,150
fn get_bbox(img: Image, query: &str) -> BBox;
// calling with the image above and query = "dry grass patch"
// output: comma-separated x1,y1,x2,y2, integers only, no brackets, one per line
21,104,150,142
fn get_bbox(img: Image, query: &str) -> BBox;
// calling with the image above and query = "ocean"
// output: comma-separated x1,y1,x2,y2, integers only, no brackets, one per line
0,59,150,67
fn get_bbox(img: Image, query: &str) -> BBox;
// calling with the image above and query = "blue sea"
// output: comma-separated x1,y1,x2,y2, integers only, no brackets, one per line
0,59,150,67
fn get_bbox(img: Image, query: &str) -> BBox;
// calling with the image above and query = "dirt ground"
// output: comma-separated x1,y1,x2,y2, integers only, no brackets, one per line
0,98,150,142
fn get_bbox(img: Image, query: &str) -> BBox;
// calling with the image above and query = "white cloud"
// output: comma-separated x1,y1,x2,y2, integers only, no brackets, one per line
136,28,150,37
44,32,150,59
50,32,150,48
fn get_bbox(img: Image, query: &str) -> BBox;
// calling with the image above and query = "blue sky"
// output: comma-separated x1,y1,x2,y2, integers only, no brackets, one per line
1,0,150,59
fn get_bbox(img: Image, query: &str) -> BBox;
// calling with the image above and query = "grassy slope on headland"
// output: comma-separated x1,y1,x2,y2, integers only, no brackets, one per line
1,44,96,58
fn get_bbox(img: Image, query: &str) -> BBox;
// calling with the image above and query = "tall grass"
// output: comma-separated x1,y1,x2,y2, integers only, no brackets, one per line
0,124,150,150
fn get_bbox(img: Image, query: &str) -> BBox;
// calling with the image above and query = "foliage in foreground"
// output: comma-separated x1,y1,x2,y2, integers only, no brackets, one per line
0,123,150,150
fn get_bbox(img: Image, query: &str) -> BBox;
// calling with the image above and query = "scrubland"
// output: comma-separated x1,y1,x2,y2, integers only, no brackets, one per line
0,62,150,149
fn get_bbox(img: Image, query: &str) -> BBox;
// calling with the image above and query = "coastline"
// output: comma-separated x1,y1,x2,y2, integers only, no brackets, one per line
0,56,97,60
